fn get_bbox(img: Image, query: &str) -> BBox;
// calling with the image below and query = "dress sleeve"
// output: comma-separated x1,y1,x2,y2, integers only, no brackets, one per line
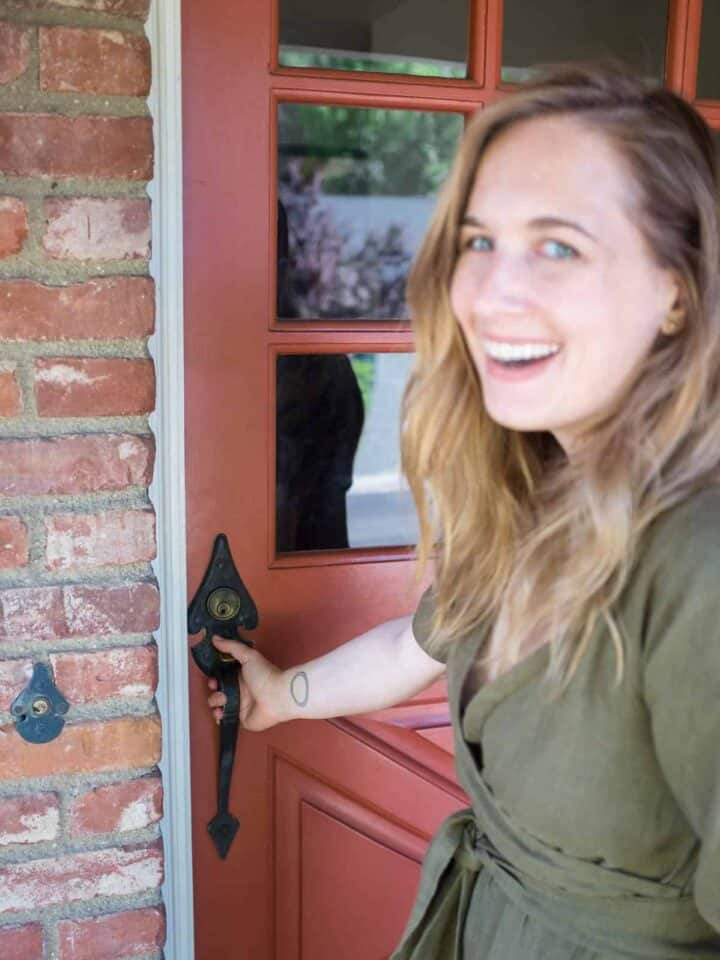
642,492,720,931
412,586,450,664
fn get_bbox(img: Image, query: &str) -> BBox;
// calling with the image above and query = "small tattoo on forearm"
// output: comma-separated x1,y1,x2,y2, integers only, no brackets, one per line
290,671,309,708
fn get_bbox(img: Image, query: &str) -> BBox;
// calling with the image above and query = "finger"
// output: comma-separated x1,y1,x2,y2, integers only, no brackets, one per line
207,677,218,691
212,636,253,663
207,692,227,709
213,707,223,723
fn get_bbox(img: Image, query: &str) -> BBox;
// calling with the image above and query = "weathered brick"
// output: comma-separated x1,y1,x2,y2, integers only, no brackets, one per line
0,581,160,644
0,794,60,846
45,509,156,571
0,434,154,497
0,370,22,416
0,277,155,341
0,842,163,915
40,27,151,96
0,197,28,258
35,358,155,417
70,775,162,836
0,715,161,780
0,659,32,705
0,24,31,85
0,518,28,569
44,198,151,261
59,906,165,960
0,923,44,960
46,0,150,15
50,644,157,704
0,115,152,180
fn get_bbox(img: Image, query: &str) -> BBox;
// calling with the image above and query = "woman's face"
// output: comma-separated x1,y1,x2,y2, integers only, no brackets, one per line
449,115,679,452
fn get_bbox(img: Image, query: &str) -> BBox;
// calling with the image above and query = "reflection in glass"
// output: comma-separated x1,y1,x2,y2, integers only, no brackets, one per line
698,1,720,100
279,0,468,79
502,0,669,85
277,104,463,320
276,353,418,552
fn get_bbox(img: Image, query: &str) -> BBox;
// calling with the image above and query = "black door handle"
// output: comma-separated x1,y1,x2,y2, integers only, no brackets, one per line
187,533,258,858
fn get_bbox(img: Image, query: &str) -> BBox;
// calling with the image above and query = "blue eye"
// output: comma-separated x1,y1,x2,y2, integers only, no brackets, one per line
540,239,578,260
465,235,493,253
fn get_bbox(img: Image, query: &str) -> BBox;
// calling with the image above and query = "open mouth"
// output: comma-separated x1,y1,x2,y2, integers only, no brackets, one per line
482,340,560,368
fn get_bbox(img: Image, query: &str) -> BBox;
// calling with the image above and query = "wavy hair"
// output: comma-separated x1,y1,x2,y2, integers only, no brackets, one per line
401,63,720,687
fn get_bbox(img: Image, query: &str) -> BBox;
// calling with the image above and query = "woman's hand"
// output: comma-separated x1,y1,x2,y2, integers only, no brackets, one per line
206,637,288,731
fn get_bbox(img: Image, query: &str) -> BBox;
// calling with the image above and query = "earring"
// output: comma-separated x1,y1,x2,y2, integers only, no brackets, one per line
661,306,685,336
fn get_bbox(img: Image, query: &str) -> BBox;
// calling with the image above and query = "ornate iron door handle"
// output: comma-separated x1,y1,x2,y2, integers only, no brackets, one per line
187,533,258,858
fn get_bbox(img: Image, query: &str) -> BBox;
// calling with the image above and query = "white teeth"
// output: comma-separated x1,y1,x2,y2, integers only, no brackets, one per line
482,340,560,362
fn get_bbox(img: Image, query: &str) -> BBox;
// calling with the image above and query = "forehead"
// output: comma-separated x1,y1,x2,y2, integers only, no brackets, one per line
466,114,636,226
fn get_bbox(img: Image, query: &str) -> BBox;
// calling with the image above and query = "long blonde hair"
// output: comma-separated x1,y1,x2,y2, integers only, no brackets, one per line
401,63,720,686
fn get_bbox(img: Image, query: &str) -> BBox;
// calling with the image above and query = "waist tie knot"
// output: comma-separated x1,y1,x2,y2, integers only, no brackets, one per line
390,808,720,960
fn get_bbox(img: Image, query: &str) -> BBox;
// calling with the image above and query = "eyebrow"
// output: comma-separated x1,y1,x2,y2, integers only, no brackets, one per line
460,214,598,243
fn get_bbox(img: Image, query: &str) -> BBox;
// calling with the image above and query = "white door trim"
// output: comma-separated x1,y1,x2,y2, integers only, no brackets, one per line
147,2,195,958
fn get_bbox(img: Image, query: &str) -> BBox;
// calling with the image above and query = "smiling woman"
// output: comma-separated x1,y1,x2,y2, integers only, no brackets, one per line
207,62,720,960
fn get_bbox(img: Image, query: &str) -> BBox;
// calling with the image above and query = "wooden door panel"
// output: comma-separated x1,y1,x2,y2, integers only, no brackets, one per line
300,805,421,960
273,730,463,959
183,0,474,955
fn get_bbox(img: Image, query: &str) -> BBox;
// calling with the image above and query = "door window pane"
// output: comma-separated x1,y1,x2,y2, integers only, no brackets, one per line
698,1,720,100
279,0,468,79
277,104,463,321
276,352,418,552
502,0,669,85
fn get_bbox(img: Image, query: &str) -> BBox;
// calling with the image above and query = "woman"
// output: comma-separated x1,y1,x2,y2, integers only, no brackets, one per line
208,63,720,958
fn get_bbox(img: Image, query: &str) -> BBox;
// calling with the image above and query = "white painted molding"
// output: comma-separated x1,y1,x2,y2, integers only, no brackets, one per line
147,2,195,959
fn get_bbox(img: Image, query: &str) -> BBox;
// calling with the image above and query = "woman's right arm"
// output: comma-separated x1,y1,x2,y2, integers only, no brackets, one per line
207,615,445,731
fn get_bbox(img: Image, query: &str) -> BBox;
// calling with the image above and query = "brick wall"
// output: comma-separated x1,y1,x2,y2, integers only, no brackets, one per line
0,2,165,958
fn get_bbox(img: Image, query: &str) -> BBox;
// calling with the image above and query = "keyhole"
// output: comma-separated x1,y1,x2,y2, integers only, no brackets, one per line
31,697,51,716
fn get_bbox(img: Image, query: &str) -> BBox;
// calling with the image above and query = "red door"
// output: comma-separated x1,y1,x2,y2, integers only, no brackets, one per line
182,2,473,956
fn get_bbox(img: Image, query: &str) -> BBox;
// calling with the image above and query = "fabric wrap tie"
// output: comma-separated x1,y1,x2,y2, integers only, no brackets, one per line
390,809,720,960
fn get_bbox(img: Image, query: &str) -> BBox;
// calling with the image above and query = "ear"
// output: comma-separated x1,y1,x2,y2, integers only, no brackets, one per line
659,270,684,316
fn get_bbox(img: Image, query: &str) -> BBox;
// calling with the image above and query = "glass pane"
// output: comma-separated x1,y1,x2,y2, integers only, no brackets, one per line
276,352,418,552
279,0,468,79
502,0,669,85
277,104,463,320
698,1,720,100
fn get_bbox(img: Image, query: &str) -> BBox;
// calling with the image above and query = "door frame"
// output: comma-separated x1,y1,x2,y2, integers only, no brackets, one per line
147,2,195,959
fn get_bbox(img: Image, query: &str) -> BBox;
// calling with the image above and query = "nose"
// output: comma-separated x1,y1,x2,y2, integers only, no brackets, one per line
463,250,535,316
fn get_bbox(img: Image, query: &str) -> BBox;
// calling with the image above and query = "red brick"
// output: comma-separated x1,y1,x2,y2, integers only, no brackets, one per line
0,434,154,497
45,509,156,571
0,794,59,846
0,715,161,780
0,518,28,569
0,924,44,960
0,659,32,705
40,27,151,96
64,581,160,637
50,645,157,704
46,0,150,15
0,197,28,258
35,358,155,417
0,24,31,85
0,278,154,341
43,198,151,261
0,115,152,180
0,581,160,644
59,906,165,960
0,370,21,416
0,842,163,915
70,775,162,836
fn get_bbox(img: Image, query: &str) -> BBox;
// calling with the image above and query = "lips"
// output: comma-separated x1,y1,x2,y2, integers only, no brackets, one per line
482,338,561,364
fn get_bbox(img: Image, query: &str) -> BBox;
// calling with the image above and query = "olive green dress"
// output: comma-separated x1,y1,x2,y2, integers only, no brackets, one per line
391,488,720,959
